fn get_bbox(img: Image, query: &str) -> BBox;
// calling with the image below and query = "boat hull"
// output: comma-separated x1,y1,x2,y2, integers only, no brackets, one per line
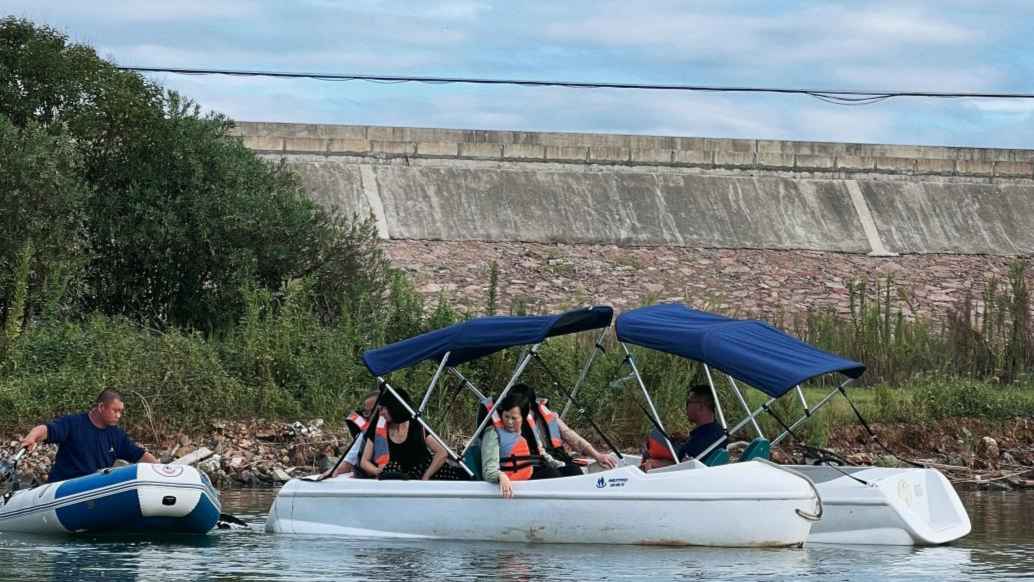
786,465,971,545
266,463,818,547
0,464,221,535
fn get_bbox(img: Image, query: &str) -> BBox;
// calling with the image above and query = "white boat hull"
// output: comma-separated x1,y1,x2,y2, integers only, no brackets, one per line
0,464,221,535
266,462,819,547
787,465,971,545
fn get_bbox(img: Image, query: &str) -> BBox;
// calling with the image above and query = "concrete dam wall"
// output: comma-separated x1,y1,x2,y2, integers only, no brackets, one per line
234,122,1034,256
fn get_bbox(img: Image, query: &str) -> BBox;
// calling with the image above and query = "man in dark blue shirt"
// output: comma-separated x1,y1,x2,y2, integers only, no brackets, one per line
20,389,158,482
642,384,727,470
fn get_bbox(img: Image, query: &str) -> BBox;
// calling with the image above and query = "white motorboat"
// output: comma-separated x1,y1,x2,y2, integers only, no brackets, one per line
267,461,820,546
0,462,221,535
614,303,972,546
268,306,822,547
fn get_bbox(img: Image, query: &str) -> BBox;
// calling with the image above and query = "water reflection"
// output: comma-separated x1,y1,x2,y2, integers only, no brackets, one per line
0,490,1031,581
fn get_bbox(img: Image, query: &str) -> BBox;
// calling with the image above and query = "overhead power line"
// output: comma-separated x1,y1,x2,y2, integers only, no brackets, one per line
117,66,1034,106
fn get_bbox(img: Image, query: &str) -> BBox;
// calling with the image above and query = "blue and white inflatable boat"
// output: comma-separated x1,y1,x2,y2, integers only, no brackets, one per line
0,463,220,535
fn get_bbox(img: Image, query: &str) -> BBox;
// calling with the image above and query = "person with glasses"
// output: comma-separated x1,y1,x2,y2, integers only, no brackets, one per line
640,384,726,470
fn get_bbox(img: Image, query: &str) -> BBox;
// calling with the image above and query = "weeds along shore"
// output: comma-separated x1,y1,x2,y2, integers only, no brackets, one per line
2,262,1034,453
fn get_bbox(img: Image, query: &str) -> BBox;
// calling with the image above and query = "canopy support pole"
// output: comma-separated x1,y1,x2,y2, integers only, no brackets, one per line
695,395,778,462
770,380,851,447
417,352,451,414
561,327,610,419
446,367,487,401
377,377,474,478
702,365,728,430
796,385,811,416
728,377,764,439
621,342,679,462
531,352,624,460
459,347,538,458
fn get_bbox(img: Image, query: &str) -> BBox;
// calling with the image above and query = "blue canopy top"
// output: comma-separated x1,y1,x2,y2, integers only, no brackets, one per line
616,304,865,398
362,306,614,376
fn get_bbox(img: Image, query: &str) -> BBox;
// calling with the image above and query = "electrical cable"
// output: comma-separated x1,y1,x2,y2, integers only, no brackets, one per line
116,66,1034,106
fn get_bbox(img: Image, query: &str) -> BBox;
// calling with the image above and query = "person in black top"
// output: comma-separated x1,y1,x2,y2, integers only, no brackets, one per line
20,389,159,482
358,388,466,480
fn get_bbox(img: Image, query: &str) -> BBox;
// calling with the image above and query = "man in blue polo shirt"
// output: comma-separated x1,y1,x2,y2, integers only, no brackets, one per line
675,385,726,462
19,389,159,482
641,384,726,470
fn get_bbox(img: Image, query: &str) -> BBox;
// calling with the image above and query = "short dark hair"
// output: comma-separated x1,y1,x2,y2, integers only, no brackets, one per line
95,389,123,406
686,384,715,412
498,390,530,416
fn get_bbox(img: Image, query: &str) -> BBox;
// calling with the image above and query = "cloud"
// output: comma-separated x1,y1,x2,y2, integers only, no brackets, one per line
5,0,1034,148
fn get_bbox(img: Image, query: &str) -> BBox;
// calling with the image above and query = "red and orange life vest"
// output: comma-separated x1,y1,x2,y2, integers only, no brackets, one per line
483,398,538,481
643,427,676,462
369,414,391,468
533,399,563,451
345,411,369,437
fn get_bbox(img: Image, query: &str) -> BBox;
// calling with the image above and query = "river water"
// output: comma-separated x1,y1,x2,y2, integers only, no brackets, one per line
0,489,1030,581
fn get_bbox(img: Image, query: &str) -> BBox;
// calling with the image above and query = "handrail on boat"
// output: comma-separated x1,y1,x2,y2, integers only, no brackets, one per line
757,459,823,522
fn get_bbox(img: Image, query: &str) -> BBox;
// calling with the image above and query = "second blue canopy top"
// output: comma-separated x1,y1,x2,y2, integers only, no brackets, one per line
616,303,865,398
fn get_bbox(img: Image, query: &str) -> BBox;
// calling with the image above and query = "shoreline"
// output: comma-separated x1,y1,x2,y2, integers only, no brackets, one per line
4,416,1033,491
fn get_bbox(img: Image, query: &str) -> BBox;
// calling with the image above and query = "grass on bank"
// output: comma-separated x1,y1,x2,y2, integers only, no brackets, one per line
2,259,1033,449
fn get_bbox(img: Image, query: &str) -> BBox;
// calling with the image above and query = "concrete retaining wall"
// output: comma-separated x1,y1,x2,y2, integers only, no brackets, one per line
234,122,1034,256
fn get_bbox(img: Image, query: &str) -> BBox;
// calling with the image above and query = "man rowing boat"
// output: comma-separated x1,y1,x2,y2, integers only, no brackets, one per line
19,389,158,482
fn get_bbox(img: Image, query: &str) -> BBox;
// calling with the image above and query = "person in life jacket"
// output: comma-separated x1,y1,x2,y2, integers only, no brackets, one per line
323,390,379,478
358,387,468,481
480,390,542,498
509,384,617,476
640,384,726,471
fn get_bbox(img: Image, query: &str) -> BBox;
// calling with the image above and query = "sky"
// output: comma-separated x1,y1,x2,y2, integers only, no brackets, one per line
5,1,1034,148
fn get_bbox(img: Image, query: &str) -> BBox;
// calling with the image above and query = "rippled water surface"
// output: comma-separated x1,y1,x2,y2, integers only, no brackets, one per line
0,489,1031,581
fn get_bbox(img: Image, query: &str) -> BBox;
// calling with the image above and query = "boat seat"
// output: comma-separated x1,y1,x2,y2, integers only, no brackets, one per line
702,448,729,466
739,438,771,462
463,445,484,480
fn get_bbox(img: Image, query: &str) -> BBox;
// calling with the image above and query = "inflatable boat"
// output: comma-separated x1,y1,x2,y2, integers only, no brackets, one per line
0,463,220,535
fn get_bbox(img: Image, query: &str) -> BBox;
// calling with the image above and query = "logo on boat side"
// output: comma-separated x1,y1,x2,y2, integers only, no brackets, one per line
594,476,629,489
156,465,184,478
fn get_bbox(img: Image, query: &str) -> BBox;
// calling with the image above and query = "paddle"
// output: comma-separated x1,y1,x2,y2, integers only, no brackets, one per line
216,512,250,529
0,448,25,484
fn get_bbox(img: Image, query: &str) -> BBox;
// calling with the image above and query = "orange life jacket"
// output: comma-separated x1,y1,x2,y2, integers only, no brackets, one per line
533,399,563,450
369,414,391,467
484,399,536,481
345,411,369,438
643,427,676,462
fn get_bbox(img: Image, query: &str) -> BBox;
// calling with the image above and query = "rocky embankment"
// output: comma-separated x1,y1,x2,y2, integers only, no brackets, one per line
4,419,347,489
3,417,1034,491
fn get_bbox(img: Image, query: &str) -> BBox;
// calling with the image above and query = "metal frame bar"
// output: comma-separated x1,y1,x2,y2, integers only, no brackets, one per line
695,395,778,462
417,352,451,414
728,376,764,438
376,377,475,477
702,364,728,430
560,327,610,418
795,385,810,415
459,346,539,457
446,367,487,401
620,342,680,461
771,379,853,446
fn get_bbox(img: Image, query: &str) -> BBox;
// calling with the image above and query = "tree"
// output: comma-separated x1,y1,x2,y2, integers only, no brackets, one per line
0,116,89,352
0,18,388,331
